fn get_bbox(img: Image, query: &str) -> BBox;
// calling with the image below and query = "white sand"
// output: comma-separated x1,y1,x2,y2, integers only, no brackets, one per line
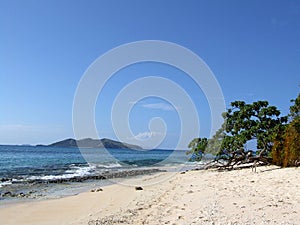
0,166,299,225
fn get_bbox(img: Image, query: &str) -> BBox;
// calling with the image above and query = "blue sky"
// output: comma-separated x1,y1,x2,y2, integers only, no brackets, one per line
1,0,299,149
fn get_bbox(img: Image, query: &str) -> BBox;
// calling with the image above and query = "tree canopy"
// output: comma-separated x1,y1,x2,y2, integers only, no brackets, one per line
272,92,300,167
186,137,208,161
187,100,290,169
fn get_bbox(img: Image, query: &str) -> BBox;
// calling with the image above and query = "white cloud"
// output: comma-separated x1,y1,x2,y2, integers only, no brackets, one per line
134,131,153,140
127,131,165,140
124,131,166,149
142,102,176,111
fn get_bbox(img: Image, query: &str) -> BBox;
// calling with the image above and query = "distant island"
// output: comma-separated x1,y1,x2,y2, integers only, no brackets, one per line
37,138,142,150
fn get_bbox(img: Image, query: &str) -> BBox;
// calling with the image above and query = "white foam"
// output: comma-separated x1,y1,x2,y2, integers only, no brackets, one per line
0,180,12,187
96,162,123,168
28,165,95,181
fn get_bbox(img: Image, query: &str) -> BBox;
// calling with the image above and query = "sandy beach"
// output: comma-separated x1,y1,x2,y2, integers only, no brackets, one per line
0,166,299,225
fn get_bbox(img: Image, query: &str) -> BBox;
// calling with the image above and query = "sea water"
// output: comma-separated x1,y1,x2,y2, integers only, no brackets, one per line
0,145,191,182
0,145,205,202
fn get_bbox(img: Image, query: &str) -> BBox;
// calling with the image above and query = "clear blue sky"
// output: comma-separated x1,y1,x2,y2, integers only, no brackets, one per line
1,0,299,149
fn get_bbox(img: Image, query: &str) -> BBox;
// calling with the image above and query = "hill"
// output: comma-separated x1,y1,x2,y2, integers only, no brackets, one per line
37,138,142,149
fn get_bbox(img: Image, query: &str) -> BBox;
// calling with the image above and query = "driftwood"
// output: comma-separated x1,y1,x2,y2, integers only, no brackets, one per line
203,149,272,172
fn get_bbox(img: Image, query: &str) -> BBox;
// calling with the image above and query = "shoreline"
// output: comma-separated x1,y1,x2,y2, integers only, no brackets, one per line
0,167,168,203
1,166,299,225
0,162,207,204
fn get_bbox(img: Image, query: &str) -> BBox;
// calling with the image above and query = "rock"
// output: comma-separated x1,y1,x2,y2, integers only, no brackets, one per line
18,192,26,197
2,191,12,197
91,188,103,192
0,178,11,182
135,186,143,191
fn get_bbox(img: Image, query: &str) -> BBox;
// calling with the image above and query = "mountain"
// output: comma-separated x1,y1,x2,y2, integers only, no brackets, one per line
37,138,142,149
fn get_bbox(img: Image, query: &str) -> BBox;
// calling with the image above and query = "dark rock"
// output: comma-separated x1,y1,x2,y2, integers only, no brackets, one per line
3,191,12,197
91,188,103,192
18,192,26,197
135,186,143,191
0,178,11,182
0,169,165,199
1,191,18,197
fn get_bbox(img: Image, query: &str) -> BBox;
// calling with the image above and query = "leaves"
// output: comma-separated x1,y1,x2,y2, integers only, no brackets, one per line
221,100,284,156
188,90,300,169
272,91,300,167
187,100,286,168
186,137,208,161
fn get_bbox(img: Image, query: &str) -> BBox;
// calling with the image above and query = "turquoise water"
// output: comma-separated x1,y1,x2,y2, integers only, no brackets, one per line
0,145,190,185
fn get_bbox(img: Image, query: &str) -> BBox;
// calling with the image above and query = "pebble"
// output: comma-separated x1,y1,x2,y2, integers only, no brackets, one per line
91,188,103,192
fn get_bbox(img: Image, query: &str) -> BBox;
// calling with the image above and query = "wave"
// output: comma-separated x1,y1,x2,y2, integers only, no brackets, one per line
0,180,12,188
93,162,123,169
27,165,95,181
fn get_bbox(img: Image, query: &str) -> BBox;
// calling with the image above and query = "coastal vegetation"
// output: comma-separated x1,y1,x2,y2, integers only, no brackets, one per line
187,91,300,169
272,92,300,167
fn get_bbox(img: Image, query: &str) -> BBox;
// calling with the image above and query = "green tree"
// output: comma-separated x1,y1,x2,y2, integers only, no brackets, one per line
283,117,300,166
271,123,287,166
272,92,300,167
289,92,300,119
220,101,287,161
186,137,208,161
187,100,287,169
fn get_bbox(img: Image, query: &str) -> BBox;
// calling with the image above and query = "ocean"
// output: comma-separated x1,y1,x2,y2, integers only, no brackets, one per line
0,145,205,202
